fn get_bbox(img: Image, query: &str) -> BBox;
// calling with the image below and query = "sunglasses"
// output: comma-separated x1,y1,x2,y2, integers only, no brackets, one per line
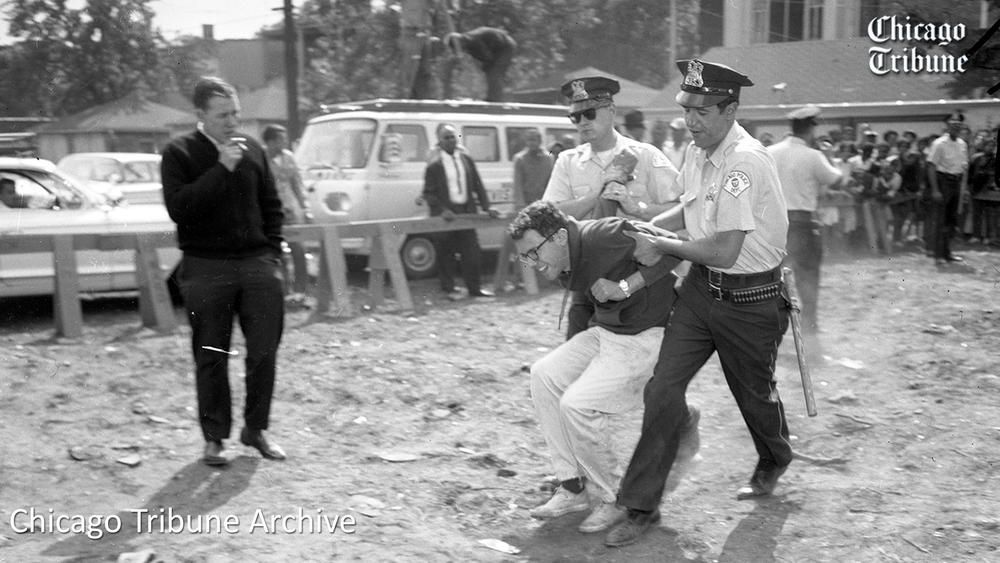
518,231,556,264
568,107,600,124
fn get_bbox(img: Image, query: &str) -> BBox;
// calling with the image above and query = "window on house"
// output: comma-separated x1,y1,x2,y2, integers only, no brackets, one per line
752,0,824,43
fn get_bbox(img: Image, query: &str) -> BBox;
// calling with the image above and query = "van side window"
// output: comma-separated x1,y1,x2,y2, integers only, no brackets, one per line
461,126,500,162
379,124,429,163
506,127,540,160
546,128,578,149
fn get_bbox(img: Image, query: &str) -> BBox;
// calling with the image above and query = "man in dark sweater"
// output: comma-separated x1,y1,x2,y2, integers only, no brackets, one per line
162,76,287,466
508,201,691,534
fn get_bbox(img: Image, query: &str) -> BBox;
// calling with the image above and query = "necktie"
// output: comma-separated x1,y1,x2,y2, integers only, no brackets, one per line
452,154,465,198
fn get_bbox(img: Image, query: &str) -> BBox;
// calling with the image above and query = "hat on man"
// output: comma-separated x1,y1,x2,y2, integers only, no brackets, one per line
786,104,821,124
668,117,687,130
560,76,620,112
675,59,753,108
945,110,965,124
624,109,646,130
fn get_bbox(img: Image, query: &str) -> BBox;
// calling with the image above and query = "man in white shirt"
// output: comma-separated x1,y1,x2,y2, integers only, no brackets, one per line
542,75,679,338
422,123,501,299
768,104,843,341
926,112,969,265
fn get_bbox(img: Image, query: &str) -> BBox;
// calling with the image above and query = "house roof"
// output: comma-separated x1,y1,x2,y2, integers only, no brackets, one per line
646,40,974,112
33,96,194,134
510,66,660,109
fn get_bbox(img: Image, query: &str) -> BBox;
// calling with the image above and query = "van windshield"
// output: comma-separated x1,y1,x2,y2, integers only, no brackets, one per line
295,118,377,170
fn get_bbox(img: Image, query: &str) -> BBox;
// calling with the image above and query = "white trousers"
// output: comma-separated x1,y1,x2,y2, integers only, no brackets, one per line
530,325,664,502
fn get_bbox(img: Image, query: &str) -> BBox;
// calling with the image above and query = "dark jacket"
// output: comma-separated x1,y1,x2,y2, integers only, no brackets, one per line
161,130,284,259
562,217,679,334
422,151,492,216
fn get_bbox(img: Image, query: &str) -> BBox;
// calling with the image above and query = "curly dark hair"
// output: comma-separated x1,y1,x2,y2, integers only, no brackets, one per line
507,200,568,240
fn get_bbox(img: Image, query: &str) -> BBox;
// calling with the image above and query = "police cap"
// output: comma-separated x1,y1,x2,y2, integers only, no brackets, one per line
675,59,753,108
561,76,620,112
786,104,821,125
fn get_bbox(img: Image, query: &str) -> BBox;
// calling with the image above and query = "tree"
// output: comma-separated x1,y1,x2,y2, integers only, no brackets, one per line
1,0,167,116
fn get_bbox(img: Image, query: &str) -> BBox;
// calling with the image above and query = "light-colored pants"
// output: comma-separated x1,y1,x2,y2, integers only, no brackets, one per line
530,325,665,502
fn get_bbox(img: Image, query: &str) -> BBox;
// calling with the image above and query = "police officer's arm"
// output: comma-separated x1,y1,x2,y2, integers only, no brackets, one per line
542,151,602,219
590,222,680,302
814,152,844,197
627,229,745,270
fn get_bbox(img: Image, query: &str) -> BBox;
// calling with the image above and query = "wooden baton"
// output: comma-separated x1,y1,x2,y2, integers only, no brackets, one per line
782,267,818,417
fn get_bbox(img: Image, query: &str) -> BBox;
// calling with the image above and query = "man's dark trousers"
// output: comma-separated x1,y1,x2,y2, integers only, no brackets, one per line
785,216,823,333
179,254,285,442
436,229,483,294
617,268,792,511
930,172,961,260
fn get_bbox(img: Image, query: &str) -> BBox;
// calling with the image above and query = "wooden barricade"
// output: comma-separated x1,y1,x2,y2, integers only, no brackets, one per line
0,215,539,335
285,214,539,316
0,231,178,337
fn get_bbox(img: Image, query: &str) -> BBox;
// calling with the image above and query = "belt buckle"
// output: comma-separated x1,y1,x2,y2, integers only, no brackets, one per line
708,281,724,301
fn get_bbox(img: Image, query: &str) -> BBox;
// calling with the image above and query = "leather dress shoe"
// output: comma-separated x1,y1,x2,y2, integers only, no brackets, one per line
945,254,963,263
240,428,286,460
604,508,660,548
469,289,495,298
202,440,230,466
736,462,788,500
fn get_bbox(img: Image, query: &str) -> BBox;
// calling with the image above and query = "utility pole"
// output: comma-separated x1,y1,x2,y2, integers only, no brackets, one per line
282,0,300,140
668,0,677,81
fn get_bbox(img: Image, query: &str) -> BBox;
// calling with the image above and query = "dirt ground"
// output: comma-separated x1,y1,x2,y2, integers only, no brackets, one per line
1,241,999,563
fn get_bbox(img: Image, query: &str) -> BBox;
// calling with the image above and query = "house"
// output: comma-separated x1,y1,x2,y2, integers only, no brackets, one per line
31,95,194,162
644,0,1000,141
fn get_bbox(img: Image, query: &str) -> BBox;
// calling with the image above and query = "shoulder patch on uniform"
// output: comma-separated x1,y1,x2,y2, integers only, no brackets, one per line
723,170,751,197
651,151,672,168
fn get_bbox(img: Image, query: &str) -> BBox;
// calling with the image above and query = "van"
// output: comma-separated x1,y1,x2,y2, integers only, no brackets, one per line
294,99,576,277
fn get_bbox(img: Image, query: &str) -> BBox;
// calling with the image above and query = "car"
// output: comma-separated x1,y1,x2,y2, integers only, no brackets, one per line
57,152,164,205
0,157,179,298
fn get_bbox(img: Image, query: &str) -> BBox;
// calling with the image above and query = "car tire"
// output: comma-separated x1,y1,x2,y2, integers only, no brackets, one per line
401,235,437,279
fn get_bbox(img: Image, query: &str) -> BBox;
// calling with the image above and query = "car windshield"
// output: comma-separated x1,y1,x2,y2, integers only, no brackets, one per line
295,118,377,170
2,168,89,209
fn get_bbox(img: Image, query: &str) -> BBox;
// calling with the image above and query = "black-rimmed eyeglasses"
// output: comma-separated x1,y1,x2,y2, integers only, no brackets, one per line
568,108,599,124
518,231,556,264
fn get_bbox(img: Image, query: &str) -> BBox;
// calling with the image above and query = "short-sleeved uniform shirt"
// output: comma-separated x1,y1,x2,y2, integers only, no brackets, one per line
543,131,680,219
927,134,968,176
768,136,843,212
678,122,788,274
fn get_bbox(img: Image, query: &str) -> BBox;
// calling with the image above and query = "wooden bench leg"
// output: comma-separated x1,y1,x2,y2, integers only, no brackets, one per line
135,233,177,332
315,226,352,316
51,235,83,338
373,225,413,311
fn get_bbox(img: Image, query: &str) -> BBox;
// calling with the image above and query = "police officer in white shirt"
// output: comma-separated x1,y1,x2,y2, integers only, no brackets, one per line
606,59,793,548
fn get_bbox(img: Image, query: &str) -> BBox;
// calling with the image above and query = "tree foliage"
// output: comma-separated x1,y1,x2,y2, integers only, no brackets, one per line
1,0,167,116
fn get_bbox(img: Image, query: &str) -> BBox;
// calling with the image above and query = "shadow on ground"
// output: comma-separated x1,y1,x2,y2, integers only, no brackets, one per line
41,457,259,560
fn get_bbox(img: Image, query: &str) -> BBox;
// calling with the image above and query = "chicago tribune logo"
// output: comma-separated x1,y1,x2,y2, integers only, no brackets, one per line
867,15,968,75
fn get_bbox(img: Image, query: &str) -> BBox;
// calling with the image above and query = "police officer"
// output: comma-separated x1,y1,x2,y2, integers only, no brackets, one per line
605,60,792,547
768,104,843,345
542,76,679,338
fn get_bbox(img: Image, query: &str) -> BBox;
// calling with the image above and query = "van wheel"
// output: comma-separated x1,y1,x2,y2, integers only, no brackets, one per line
401,235,437,279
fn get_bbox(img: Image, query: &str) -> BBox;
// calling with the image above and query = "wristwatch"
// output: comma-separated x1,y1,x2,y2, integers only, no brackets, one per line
619,279,632,298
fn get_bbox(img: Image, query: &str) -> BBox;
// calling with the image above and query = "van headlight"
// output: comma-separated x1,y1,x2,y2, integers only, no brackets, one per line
324,192,352,212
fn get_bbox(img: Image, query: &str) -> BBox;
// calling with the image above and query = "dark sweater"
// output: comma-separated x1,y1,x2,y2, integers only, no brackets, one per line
563,217,679,334
161,130,283,259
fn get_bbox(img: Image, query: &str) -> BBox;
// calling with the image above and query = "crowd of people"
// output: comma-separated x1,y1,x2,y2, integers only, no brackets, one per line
623,104,1000,265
